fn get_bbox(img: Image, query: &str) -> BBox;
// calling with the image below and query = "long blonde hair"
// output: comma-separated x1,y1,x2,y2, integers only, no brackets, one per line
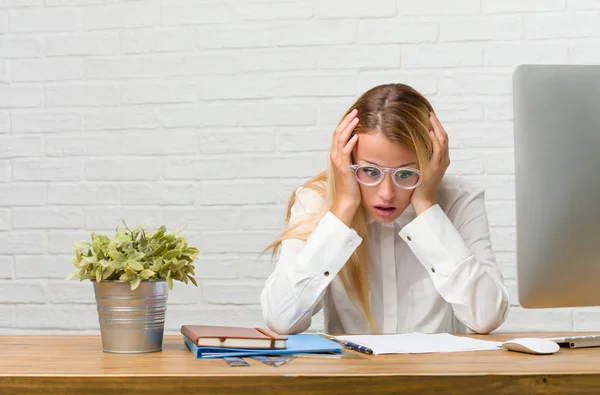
264,84,434,330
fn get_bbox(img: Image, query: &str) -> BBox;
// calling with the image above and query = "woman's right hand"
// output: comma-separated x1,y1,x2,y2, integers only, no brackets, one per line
329,108,361,227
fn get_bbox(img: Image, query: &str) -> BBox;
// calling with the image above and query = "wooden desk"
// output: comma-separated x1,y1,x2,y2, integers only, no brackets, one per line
1,332,600,394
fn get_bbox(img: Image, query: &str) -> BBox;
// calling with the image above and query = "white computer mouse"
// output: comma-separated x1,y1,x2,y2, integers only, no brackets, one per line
501,337,560,355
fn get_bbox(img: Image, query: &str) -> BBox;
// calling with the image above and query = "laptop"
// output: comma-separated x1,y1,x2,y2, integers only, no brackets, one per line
546,335,600,349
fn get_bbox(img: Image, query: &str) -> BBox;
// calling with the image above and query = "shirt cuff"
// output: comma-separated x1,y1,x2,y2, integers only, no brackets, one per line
398,204,471,276
296,211,363,281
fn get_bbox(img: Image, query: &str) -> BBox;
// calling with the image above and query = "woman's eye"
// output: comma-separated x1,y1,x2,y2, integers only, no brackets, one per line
396,171,414,179
360,167,380,178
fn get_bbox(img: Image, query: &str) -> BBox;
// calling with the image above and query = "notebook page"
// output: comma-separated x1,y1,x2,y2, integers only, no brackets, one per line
335,333,502,355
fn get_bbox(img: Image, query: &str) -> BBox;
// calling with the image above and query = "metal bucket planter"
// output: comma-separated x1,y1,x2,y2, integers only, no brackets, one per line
93,280,169,353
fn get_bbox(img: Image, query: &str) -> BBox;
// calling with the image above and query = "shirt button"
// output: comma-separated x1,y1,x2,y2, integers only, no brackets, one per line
431,267,436,273
407,235,412,241
324,271,330,277
347,239,353,246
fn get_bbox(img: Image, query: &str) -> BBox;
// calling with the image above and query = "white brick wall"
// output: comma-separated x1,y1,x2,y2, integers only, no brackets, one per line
0,0,597,335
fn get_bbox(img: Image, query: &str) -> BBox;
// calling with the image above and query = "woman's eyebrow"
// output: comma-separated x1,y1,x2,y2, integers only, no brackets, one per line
362,159,417,168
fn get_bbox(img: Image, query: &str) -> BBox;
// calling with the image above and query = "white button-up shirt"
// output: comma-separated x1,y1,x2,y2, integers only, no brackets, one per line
260,175,510,335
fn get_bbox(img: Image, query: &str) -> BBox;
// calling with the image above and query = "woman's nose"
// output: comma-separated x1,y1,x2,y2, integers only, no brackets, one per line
377,174,395,202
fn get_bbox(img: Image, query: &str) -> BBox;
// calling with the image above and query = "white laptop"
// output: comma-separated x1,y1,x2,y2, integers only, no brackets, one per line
546,335,600,349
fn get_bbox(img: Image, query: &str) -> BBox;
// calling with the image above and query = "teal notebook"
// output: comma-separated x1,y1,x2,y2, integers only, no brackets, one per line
183,333,342,359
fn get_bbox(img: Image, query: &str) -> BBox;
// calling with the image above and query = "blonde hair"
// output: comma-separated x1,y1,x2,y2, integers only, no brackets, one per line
264,84,434,331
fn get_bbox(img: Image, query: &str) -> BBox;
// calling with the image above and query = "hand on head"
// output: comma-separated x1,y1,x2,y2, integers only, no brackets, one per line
409,111,450,216
329,109,362,227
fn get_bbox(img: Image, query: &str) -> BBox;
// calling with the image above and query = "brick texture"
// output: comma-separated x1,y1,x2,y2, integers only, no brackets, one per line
0,1,593,334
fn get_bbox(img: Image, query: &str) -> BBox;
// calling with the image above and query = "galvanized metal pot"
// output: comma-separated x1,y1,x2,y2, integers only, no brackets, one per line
93,280,169,354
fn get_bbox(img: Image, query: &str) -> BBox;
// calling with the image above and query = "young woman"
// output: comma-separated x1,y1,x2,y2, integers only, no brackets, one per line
261,84,509,335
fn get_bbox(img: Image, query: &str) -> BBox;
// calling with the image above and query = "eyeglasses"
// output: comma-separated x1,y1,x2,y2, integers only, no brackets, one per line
350,164,421,189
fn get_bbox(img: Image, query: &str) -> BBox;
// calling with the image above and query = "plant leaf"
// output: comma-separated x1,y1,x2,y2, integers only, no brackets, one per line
139,269,155,280
128,251,146,261
81,256,99,264
162,233,176,243
127,260,144,272
130,277,141,291
187,274,197,287
102,267,115,280
97,234,111,244
173,259,187,271
147,240,167,258
76,259,90,269
124,266,137,276
65,268,80,281
163,257,178,271
109,260,126,270
92,237,102,257
73,240,91,250
115,231,130,244
107,250,127,262
150,258,162,272
119,273,135,281
166,271,173,290
149,225,166,241
162,249,181,260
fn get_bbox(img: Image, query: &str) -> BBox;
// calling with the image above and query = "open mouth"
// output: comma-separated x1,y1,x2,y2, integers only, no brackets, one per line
374,205,397,217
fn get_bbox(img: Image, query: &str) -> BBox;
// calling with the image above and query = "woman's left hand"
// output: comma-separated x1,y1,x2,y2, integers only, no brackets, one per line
410,111,450,216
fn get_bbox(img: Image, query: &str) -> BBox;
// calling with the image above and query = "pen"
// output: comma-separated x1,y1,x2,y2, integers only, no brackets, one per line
341,341,373,355
317,332,374,355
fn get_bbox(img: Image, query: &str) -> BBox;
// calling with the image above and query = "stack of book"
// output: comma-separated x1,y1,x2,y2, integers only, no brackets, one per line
181,325,342,359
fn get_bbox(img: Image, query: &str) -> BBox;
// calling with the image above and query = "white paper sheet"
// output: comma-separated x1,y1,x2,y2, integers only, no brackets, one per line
334,333,502,355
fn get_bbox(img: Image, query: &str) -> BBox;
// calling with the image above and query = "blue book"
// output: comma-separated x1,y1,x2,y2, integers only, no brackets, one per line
183,333,342,359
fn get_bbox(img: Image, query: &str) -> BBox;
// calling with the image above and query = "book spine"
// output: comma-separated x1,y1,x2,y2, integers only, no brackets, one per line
180,326,197,345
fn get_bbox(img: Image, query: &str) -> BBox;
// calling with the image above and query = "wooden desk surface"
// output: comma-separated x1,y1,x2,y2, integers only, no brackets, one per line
2,332,600,394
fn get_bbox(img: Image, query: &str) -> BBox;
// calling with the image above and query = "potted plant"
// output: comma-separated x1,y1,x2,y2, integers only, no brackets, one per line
66,220,199,354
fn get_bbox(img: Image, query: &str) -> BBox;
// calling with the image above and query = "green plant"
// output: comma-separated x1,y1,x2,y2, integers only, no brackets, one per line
66,220,199,290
